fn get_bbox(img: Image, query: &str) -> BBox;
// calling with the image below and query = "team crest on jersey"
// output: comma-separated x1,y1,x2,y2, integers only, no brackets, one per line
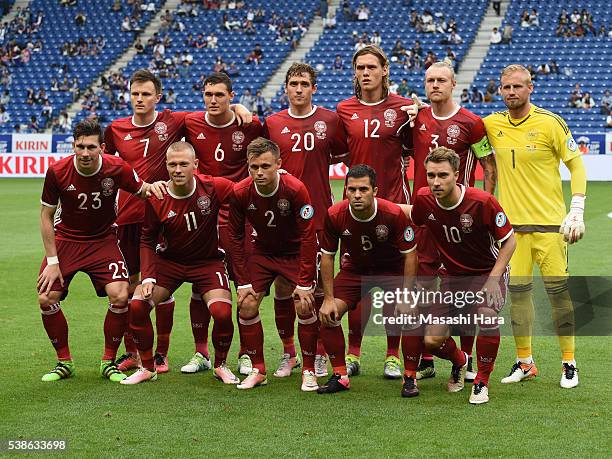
526,129,540,141
404,226,414,242
154,121,168,141
232,131,245,151
375,224,389,242
459,213,473,233
447,124,460,138
277,198,291,216
300,204,314,220
197,195,211,215
314,121,327,140
101,178,115,196
495,212,507,227
384,109,397,128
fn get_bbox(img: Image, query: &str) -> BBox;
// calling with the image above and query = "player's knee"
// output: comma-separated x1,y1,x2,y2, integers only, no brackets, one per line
543,277,569,296
238,298,259,319
423,335,445,351
208,299,232,322
38,291,61,308
108,291,129,306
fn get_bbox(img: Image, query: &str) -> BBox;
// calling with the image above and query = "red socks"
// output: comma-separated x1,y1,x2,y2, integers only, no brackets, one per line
189,293,211,358
103,303,128,361
238,314,265,374
320,323,347,376
401,334,423,378
208,299,234,367
40,302,71,361
475,333,500,386
274,295,296,357
155,297,175,356
129,297,155,370
347,299,370,356
431,337,466,367
297,311,319,372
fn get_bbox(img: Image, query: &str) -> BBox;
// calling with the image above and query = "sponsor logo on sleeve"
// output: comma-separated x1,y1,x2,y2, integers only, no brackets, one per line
300,204,314,220
404,226,415,242
495,212,507,227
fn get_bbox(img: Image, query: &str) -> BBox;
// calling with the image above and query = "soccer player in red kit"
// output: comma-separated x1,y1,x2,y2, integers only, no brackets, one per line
406,147,515,404
336,45,417,379
121,142,238,385
264,62,349,379
411,61,498,381
228,138,318,391
37,119,163,383
182,72,264,376
318,164,418,394
104,69,189,373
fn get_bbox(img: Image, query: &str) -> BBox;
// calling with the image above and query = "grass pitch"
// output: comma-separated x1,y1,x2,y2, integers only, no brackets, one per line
0,179,610,457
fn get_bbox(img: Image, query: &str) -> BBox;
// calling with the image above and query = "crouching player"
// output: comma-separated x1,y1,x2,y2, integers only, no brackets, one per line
121,141,238,385
318,164,419,394
228,137,318,391
37,119,165,382
404,147,515,404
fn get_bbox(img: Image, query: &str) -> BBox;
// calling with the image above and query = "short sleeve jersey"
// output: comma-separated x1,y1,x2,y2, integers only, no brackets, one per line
41,154,143,242
320,198,417,274
413,106,492,193
228,172,317,288
411,185,514,275
104,109,188,226
185,111,264,182
263,106,349,230
140,174,233,281
336,94,414,203
483,104,581,229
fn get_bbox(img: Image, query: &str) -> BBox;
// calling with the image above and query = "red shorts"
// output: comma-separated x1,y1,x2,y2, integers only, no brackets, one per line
156,257,231,296
416,225,443,277
39,237,129,300
218,223,254,282
249,253,300,294
117,223,142,276
334,269,404,310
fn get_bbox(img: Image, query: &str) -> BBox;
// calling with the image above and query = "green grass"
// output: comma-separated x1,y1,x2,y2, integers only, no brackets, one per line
1,179,611,458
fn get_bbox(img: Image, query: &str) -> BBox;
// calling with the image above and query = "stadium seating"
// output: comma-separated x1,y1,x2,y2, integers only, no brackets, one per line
2,0,162,131
467,0,611,133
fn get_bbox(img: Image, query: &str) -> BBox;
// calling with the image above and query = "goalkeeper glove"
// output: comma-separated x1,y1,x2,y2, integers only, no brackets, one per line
559,195,585,244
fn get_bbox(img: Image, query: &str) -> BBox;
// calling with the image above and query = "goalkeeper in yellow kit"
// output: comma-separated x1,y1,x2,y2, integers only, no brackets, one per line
484,64,586,389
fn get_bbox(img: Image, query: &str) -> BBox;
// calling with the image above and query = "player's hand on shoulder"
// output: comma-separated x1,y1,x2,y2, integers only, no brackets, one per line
144,181,169,200
232,104,253,126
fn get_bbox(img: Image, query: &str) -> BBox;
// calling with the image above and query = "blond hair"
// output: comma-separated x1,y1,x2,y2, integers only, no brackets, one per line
425,146,460,172
426,60,456,81
167,141,196,160
500,64,532,84
352,45,389,100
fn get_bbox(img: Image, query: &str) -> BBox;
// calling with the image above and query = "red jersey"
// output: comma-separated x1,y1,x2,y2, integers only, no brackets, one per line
228,172,317,288
336,94,414,203
185,111,264,182
412,106,492,193
104,109,188,226
140,174,233,281
410,185,513,275
320,198,416,274
41,154,143,242
263,106,349,230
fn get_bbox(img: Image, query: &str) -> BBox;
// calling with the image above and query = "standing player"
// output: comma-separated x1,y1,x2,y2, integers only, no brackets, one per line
104,69,189,373
484,64,586,388
121,142,238,385
336,44,416,378
411,60,498,381
317,164,419,394
228,138,319,391
264,62,349,379
37,119,162,382
182,72,263,376
406,147,516,404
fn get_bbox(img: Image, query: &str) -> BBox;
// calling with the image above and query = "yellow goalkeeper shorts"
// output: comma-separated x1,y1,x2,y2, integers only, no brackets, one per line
509,232,568,285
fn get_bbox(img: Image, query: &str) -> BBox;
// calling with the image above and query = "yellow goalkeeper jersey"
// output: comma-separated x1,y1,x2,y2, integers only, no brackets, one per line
484,104,581,231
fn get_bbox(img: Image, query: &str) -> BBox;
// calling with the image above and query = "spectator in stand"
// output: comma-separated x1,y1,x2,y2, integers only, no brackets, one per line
391,39,406,60
423,50,437,69
412,39,423,57
492,0,501,16
370,31,382,46
356,3,369,21
606,108,612,128
245,43,263,65
121,15,131,31
529,9,539,27
278,91,289,110
460,88,469,104
354,38,367,52
319,0,328,18
580,92,595,109
520,10,530,27
470,86,484,103
58,111,71,133
164,88,177,106
75,11,87,27
0,105,9,125
194,33,207,49
0,89,9,105
388,79,398,94
568,84,583,108
244,20,256,35
227,61,240,77
502,24,513,44
600,90,612,115
549,60,560,76
323,11,336,29
207,32,218,49
536,63,550,77
484,79,497,102
332,54,345,72
397,78,410,97
28,115,40,133
254,90,267,116
490,27,502,45
239,88,255,112
111,0,122,13
40,100,53,128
